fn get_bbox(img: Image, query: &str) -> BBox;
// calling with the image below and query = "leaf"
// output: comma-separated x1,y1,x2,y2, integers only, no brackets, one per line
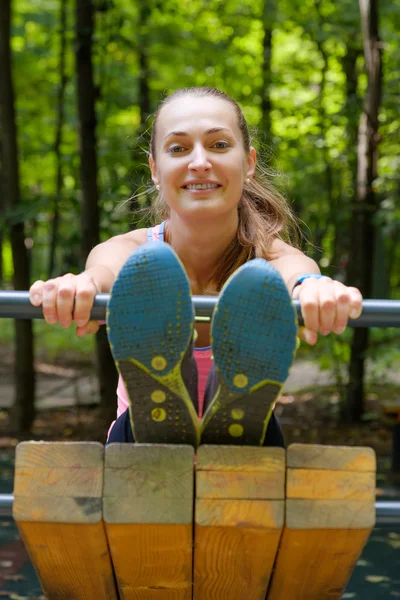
365,575,391,583
3,575,25,582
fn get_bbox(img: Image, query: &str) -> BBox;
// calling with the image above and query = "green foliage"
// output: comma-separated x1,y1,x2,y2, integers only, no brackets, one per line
0,318,95,361
1,0,399,375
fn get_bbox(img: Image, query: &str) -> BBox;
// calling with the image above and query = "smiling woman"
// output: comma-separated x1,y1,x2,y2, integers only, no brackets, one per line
29,86,363,448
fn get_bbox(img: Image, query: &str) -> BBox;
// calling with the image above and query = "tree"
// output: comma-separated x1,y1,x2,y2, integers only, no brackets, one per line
260,0,276,146
345,0,383,421
75,0,118,421
0,0,35,431
48,0,69,279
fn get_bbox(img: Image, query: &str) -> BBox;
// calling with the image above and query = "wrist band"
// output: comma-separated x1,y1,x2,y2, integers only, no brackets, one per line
292,273,325,294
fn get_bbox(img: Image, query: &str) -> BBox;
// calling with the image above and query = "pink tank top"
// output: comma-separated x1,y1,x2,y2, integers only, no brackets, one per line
108,222,213,435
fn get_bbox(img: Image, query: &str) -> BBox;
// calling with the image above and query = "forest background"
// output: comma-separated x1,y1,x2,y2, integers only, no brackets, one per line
0,0,399,445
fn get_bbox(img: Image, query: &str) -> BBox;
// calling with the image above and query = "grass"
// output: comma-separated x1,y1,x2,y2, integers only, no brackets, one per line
0,317,95,365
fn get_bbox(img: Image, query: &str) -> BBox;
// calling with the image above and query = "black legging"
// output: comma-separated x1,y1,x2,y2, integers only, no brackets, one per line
107,407,285,447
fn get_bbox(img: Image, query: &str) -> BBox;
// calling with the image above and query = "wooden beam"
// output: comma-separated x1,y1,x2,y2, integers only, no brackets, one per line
13,441,118,600
266,444,376,600
194,445,285,600
103,443,194,599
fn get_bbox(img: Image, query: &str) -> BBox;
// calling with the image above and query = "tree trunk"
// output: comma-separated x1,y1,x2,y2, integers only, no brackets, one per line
48,0,68,279
75,0,117,423
129,2,152,225
260,0,276,147
0,0,35,432
0,233,3,285
345,0,382,422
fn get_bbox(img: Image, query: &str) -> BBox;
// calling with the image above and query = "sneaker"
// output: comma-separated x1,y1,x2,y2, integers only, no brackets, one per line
106,242,200,447
201,259,297,446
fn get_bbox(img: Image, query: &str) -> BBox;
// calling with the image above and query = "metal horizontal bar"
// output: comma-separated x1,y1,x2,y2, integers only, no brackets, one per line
0,493,399,523
0,291,400,327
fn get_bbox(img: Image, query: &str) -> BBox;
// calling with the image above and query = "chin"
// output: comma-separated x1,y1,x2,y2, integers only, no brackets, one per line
180,201,235,221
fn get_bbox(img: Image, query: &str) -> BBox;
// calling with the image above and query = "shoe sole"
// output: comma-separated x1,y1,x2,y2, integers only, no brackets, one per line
201,259,297,445
106,242,200,446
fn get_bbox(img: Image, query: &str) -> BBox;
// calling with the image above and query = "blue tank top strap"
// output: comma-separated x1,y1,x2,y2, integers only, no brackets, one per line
158,220,166,242
147,220,168,243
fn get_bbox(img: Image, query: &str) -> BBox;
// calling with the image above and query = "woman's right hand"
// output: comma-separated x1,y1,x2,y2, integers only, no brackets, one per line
29,273,101,336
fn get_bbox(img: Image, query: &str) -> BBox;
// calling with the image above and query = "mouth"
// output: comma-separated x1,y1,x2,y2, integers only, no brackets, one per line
182,183,221,191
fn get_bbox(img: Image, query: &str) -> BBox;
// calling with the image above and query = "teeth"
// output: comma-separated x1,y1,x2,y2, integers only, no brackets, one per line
185,183,219,190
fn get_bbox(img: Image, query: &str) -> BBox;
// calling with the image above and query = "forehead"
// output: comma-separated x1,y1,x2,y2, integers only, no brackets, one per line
156,95,240,140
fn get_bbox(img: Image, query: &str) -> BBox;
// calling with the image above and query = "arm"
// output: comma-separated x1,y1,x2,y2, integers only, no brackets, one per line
270,241,362,345
29,230,146,336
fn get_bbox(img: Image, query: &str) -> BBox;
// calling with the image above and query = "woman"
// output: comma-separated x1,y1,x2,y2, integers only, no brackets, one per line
29,87,362,447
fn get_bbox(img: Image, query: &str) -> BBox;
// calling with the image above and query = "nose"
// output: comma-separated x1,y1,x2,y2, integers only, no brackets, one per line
188,145,212,172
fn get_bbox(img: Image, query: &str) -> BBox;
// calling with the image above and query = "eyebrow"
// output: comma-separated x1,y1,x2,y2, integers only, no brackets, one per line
164,127,232,140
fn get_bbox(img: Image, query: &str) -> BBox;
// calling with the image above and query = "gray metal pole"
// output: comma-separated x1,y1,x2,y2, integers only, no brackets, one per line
1,291,400,327
0,493,399,523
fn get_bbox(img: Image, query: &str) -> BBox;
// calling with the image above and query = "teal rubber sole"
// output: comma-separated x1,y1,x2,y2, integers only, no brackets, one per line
106,242,200,446
201,259,297,446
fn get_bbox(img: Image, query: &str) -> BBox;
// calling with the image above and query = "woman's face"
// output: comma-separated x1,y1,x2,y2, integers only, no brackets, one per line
149,95,256,220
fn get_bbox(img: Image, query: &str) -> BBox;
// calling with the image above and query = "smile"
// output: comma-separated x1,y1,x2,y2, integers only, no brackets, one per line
184,183,220,190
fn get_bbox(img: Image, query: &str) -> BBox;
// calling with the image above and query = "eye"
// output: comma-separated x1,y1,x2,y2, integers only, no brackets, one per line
167,144,186,154
213,141,230,149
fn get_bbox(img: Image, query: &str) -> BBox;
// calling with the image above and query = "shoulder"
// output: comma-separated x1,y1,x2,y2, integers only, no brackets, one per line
123,228,149,247
86,228,149,274
269,238,304,260
98,228,148,253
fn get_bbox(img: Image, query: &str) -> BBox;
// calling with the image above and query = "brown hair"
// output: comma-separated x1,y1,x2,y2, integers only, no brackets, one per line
148,87,299,291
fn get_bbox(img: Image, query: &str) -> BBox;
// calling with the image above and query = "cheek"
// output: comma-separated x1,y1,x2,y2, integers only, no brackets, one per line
159,161,184,185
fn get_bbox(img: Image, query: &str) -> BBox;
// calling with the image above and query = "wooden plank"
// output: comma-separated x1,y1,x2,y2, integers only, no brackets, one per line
13,441,118,600
287,443,376,471
197,470,284,500
18,522,118,599
286,499,376,529
196,499,283,528
266,444,376,600
287,468,375,500
266,528,371,599
196,445,285,471
194,446,285,600
104,443,194,599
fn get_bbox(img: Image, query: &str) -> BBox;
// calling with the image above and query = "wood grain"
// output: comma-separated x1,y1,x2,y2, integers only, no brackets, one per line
266,444,376,600
18,522,118,600
13,441,118,600
104,443,194,599
287,443,376,472
287,468,375,500
266,528,372,600
196,445,285,472
194,445,285,600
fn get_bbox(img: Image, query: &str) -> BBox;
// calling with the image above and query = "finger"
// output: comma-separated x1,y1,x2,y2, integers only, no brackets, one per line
76,320,100,337
29,281,45,306
297,280,321,333
332,282,351,334
56,274,77,328
317,280,338,335
74,276,98,327
347,287,363,319
298,326,318,345
42,279,60,324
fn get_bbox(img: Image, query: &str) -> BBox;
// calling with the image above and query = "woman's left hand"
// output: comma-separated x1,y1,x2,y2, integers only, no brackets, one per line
292,277,363,345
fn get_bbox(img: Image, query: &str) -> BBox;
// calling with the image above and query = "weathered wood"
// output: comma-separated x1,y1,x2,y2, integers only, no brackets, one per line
287,468,375,500
286,499,376,529
13,441,118,600
194,445,285,600
196,446,284,471
104,443,194,599
287,444,376,471
266,444,376,600
197,470,284,500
